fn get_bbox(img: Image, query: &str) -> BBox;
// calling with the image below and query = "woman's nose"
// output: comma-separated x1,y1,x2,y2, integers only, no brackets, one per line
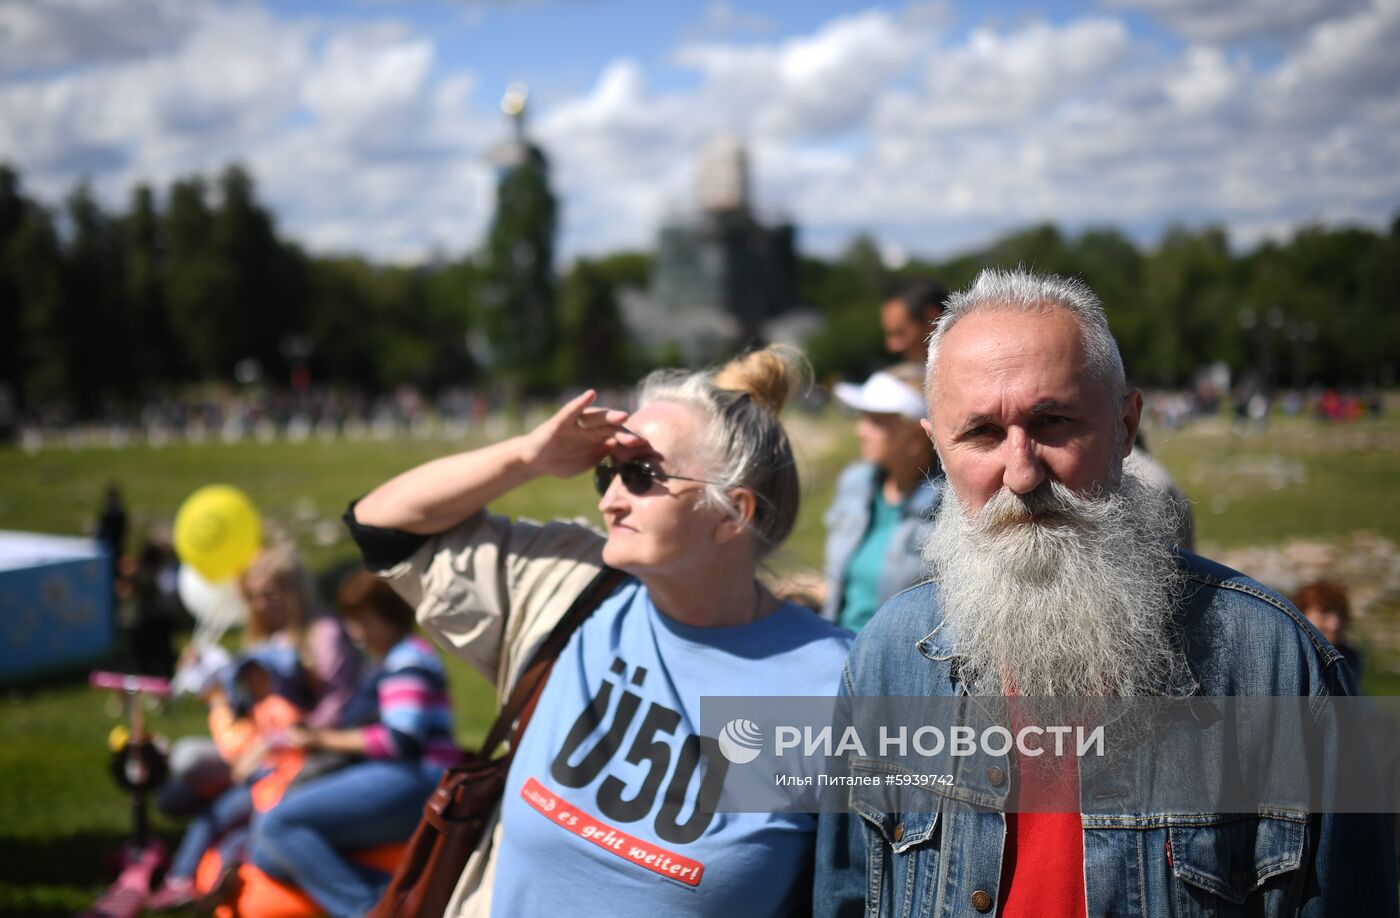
598,475,628,515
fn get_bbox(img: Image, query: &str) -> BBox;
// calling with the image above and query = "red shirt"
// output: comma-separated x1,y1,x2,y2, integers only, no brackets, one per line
997,702,1086,918
998,809,1085,918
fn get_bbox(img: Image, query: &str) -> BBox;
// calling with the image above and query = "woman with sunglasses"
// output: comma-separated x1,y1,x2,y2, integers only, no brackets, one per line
345,347,851,917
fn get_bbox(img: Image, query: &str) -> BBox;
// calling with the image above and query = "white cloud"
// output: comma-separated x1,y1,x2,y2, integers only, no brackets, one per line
684,2,778,41
0,0,1397,265
895,17,1134,129
0,4,311,198
531,7,944,253
1105,0,1367,45
535,60,708,253
1265,0,1400,119
301,25,440,156
247,23,496,259
0,2,497,261
1163,46,1245,115
676,8,934,139
762,7,1400,257
0,0,199,73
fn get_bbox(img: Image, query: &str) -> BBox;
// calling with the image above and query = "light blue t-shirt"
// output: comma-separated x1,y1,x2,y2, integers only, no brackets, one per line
491,579,852,916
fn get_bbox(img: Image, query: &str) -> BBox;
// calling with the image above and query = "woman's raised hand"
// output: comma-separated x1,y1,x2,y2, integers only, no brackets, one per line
518,390,635,479
358,390,647,533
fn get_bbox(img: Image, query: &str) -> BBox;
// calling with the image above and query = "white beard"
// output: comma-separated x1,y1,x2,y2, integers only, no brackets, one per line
922,466,1187,698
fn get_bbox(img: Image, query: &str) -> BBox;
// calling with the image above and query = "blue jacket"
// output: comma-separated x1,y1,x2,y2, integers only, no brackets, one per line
821,462,943,624
814,550,1398,917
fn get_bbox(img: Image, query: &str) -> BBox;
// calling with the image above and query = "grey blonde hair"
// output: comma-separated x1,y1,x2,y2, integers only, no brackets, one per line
238,541,315,647
924,268,1127,407
636,347,804,555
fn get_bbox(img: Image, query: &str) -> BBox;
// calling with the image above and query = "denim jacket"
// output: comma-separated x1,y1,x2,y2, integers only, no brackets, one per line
821,462,943,623
814,550,1398,918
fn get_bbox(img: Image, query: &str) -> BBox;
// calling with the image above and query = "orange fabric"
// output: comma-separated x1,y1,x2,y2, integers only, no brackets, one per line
251,695,303,733
198,845,407,918
208,705,256,763
250,748,307,812
210,695,304,765
195,847,226,896
242,696,309,811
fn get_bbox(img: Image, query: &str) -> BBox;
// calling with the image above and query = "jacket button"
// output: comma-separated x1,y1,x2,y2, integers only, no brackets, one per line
971,890,993,912
893,822,904,842
986,766,1005,787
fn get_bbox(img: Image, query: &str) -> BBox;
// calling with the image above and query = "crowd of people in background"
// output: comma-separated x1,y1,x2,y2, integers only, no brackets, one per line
18,385,503,453
10,364,1388,460
22,378,1382,454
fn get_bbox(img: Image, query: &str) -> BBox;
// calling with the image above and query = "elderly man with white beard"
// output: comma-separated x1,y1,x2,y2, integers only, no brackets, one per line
813,268,1396,918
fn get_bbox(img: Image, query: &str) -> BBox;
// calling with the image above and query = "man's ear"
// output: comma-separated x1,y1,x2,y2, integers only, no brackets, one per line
1121,388,1144,457
715,489,757,545
919,418,944,466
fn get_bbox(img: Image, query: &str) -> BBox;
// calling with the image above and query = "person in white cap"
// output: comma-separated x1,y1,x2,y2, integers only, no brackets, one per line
821,362,943,631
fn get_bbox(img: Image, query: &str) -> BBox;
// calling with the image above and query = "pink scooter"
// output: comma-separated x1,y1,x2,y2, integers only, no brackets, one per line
79,672,173,918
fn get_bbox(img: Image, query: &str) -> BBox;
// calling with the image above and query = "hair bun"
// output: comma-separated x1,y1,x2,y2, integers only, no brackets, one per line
714,345,807,415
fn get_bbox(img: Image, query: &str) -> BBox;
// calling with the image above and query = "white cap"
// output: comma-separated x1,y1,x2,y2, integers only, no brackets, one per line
833,370,927,421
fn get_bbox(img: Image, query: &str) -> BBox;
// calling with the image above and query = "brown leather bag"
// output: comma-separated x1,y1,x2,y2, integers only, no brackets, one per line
368,567,626,918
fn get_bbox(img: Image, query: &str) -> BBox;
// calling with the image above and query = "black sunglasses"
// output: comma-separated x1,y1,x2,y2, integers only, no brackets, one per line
594,457,720,497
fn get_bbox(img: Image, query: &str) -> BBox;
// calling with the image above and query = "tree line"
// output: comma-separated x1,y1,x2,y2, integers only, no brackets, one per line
808,221,1400,391
2,161,1396,422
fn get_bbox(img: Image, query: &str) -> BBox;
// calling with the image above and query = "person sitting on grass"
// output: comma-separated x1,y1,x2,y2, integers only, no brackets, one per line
242,569,464,918
147,652,303,910
159,544,361,817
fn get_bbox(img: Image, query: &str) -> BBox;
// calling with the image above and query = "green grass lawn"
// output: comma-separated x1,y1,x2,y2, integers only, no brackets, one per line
1,407,1398,913
1151,416,1400,550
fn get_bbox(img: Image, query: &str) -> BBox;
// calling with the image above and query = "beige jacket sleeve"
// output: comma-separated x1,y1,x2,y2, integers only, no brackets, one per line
376,510,608,700
376,510,609,918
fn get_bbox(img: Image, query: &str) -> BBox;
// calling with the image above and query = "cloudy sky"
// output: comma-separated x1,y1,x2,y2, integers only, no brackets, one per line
2,0,1397,264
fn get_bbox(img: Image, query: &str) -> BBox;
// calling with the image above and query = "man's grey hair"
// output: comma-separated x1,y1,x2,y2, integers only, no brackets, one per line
924,268,1127,407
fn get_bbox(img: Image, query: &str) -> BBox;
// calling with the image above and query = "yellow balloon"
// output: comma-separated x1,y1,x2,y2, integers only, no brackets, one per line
173,485,262,581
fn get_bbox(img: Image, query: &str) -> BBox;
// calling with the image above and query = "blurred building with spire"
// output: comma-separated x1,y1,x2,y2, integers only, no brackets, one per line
484,83,560,391
637,135,801,363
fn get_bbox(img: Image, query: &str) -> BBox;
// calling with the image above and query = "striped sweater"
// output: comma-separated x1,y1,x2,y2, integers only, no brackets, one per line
353,635,463,769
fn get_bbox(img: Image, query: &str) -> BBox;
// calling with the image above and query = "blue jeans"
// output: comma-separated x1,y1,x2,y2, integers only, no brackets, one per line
158,737,233,817
249,760,440,918
168,783,254,879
